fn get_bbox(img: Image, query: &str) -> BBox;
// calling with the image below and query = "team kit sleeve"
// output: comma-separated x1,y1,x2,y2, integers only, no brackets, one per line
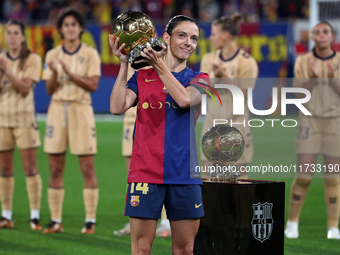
87,48,102,77
126,71,139,96
22,54,42,82
293,56,305,79
200,54,211,74
237,57,258,90
188,72,210,95
41,51,53,81
239,57,258,79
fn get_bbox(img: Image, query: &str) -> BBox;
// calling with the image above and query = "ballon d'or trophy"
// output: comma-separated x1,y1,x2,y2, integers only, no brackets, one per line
201,124,245,183
111,11,163,69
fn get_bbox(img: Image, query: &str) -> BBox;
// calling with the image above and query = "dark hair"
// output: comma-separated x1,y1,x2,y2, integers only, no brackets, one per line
316,20,334,34
164,15,199,36
56,7,85,39
212,13,243,37
5,20,31,70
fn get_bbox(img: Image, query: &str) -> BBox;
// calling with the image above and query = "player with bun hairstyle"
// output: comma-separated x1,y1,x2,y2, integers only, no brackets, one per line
0,20,42,230
285,20,340,239
109,15,208,254
200,13,258,176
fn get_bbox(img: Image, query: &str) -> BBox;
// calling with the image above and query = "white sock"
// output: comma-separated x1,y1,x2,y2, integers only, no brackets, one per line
2,210,12,220
52,219,62,224
85,219,96,223
287,220,298,227
30,209,40,220
160,218,170,228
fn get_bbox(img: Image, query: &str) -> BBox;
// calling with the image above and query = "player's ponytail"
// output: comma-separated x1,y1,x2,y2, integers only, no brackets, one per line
5,20,31,70
213,12,243,37
231,13,243,26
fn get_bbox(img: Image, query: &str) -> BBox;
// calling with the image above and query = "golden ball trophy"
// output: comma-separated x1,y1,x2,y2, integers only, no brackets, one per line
201,124,244,183
111,11,163,69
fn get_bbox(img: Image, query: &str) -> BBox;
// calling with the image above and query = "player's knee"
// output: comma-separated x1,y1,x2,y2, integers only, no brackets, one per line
173,243,194,255
0,164,13,177
324,178,340,187
135,241,152,255
22,162,38,176
49,163,64,179
295,177,312,187
80,164,95,179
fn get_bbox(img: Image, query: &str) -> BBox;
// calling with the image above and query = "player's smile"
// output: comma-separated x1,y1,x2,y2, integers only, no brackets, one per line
168,21,198,60
179,47,191,53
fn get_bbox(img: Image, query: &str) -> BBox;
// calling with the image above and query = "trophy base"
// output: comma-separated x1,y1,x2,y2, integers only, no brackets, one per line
194,180,285,255
127,38,163,69
207,164,241,183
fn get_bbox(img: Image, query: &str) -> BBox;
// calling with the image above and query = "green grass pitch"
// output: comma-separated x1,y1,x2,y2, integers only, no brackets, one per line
0,119,339,255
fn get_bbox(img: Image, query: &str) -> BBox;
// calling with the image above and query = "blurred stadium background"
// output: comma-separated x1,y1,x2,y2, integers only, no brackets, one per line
1,0,340,254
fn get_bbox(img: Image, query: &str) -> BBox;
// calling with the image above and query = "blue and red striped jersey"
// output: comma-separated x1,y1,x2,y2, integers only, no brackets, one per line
126,66,209,184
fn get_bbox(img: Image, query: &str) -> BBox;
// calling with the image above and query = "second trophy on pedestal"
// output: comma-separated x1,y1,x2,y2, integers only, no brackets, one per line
201,124,245,183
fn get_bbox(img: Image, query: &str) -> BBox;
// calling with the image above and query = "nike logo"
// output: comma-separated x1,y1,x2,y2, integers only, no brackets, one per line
195,203,202,208
145,79,158,82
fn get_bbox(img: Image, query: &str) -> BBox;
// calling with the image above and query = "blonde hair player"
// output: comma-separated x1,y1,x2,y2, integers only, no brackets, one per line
41,7,101,234
285,21,340,239
200,13,258,177
0,20,42,230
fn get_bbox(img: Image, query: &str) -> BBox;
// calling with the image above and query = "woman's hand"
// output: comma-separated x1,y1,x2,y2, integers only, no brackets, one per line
48,60,58,74
109,34,128,64
327,60,336,78
136,43,167,67
212,60,227,78
309,60,319,78
58,59,71,76
0,57,9,74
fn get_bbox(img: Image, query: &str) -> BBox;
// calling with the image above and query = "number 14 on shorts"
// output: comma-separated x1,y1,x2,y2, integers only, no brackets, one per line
130,183,149,194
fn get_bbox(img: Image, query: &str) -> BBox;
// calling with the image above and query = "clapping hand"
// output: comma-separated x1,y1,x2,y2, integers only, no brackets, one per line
327,60,336,78
309,60,319,78
212,61,227,78
58,59,71,76
48,60,58,74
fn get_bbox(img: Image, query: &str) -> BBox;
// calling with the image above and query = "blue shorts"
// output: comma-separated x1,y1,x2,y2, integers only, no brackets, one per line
125,183,204,220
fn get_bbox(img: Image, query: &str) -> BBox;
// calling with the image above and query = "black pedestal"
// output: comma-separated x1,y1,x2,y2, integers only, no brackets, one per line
194,180,285,255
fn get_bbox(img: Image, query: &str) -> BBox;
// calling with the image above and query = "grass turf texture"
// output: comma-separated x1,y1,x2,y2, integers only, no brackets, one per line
0,120,339,254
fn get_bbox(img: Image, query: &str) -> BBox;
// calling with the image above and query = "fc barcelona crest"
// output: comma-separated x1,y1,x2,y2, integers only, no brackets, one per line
130,195,140,207
251,202,274,243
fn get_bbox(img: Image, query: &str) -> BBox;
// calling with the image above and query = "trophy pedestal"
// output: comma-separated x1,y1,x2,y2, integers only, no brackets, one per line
194,180,285,255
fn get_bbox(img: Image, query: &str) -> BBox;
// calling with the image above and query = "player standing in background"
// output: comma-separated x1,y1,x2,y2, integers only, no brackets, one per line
114,67,171,238
0,20,42,230
285,21,340,239
42,7,101,234
109,15,207,254
200,13,258,176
